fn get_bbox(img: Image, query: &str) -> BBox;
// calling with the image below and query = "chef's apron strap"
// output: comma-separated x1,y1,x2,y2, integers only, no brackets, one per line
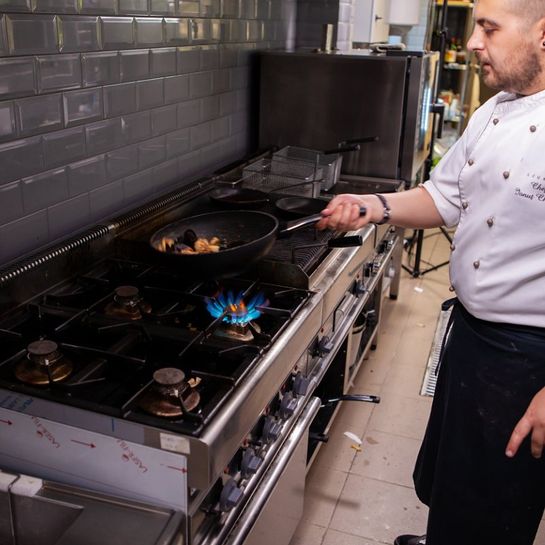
435,297,458,376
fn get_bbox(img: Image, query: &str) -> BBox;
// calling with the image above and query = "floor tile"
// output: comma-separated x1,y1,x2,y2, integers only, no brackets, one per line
302,463,350,527
322,528,385,545
290,521,327,545
313,425,359,473
366,394,432,441
350,430,421,488
329,474,428,544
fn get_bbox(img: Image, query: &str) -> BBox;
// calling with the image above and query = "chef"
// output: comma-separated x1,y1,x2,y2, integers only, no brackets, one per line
317,0,545,544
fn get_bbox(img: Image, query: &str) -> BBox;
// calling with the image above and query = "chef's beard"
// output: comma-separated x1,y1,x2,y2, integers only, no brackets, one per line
477,48,542,93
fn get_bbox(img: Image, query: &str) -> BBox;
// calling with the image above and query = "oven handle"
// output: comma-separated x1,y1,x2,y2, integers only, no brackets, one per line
224,397,321,545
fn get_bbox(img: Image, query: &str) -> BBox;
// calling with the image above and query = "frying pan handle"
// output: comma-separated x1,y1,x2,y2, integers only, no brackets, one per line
280,206,367,236
328,235,363,248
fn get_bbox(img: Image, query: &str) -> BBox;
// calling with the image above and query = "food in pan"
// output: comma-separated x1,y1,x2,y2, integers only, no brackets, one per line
155,231,223,255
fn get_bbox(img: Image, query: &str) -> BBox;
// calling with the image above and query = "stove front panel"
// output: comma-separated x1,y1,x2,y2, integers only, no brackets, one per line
0,406,188,510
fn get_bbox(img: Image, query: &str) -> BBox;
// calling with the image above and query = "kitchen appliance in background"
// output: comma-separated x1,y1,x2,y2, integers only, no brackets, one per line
353,0,390,44
258,49,440,186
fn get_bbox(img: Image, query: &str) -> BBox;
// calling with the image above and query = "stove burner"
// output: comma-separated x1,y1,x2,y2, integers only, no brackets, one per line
215,321,261,342
104,285,151,320
15,340,73,385
138,367,201,418
206,290,267,341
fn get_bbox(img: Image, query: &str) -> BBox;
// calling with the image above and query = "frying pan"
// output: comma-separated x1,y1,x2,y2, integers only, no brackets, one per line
208,187,270,208
274,196,330,218
149,208,367,278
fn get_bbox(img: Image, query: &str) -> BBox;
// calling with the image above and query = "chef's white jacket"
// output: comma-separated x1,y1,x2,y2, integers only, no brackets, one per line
424,89,545,327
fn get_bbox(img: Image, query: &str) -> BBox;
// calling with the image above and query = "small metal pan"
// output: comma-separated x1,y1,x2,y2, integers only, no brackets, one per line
275,196,330,218
208,187,270,208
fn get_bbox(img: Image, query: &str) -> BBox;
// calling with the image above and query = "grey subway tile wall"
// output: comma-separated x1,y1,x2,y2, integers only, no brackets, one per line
0,102,16,140
59,16,100,52
34,0,78,13
0,0,296,266
36,54,82,91
42,126,86,167
63,88,103,127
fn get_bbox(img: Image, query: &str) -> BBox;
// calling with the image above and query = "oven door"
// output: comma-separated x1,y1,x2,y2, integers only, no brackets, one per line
222,398,321,545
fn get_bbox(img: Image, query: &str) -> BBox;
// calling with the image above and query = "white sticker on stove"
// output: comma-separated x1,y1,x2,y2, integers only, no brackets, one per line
160,432,191,454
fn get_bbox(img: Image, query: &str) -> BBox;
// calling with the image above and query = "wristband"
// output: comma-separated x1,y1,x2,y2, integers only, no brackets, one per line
374,194,391,225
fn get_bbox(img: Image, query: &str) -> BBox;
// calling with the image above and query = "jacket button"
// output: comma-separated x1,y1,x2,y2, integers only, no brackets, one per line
503,171,510,179
468,159,475,166
493,118,499,125
462,201,469,209
450,243,456,251
449,285,456,292
473,260,480,269
530,125,537,132
487,217,494,227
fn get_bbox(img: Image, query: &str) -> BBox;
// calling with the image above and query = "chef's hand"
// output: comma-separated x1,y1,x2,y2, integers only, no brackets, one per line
316,194,385,231
506,386,545,459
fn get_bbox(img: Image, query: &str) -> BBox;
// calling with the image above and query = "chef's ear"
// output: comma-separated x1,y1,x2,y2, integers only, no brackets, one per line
539,17,545,48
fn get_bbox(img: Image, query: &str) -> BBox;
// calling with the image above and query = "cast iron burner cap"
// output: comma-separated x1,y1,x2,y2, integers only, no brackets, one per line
115,285,140,302
104,285,151,320
27,339,61,364
215,322,260,342
15,340,73,385
154,367,186,392
138,367,200,418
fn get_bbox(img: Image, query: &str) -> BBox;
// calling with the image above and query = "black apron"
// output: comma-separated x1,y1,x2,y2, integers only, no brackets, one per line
413,302,545,545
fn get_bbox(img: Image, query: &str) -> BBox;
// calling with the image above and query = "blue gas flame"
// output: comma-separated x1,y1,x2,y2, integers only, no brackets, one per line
206,290,267,325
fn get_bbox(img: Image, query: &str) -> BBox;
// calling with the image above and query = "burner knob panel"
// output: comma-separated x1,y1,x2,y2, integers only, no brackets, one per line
262,416,282,443
241,448,262,478
219,478,243,512
279,392,298,419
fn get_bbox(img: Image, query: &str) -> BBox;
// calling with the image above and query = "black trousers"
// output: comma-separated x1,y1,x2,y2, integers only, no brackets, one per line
413,303,545,545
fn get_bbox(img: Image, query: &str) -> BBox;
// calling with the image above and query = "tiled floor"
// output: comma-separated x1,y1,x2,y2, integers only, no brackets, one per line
290,228,545,545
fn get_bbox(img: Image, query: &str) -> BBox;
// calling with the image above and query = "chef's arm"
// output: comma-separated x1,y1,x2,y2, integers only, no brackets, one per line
316,185,445,231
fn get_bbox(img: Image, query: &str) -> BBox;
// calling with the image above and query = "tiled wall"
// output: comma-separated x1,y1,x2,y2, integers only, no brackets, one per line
406,0,431,49
0,0,296,266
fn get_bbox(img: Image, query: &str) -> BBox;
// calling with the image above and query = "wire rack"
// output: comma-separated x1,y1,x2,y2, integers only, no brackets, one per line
272,146,341,191
241,157,322,198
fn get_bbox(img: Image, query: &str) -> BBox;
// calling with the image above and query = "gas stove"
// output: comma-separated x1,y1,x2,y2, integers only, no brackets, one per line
0,259,311,437
0,169,400,545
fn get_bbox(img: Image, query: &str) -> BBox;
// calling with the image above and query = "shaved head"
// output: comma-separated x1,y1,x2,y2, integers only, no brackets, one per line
503,0,545,22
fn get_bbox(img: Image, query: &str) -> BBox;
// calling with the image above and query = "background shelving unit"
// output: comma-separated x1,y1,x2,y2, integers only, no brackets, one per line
431,1,478,135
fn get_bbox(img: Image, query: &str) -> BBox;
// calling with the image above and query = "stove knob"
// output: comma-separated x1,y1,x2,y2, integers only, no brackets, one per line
293,374,311,396
354,280,367,297
279,391,298,419
241,448,262,478
316,336,334,356
372,256,382,275
262,416,282,443
219,478,243,512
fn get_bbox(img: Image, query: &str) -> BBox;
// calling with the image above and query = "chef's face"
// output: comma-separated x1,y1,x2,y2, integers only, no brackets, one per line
467,0,544,94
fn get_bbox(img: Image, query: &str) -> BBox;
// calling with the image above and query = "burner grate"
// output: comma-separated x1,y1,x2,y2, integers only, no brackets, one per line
266,227,337,271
